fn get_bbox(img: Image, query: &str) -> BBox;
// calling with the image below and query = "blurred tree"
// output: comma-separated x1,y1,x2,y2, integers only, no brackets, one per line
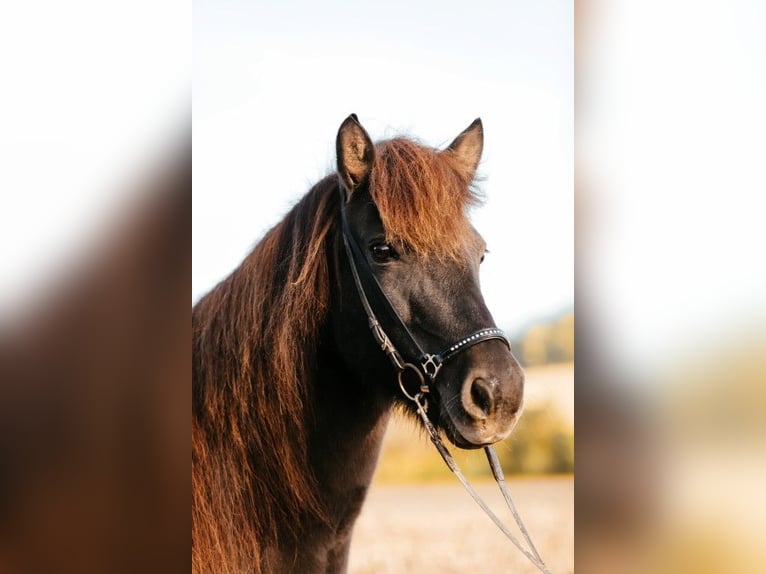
521,325,550,365
515,311,574,366
495,403,574,474
375,401,574,481
551,313,575,363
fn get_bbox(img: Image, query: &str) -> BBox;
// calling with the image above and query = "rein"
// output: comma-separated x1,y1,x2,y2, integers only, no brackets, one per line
339,189,553,574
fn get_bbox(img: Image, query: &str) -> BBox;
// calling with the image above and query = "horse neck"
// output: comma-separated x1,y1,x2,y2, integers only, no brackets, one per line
307,335,393,519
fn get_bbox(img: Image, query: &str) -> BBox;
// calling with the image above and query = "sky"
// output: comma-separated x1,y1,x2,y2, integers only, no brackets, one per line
580,0,766,372
193,0,574,332
1,0,763,374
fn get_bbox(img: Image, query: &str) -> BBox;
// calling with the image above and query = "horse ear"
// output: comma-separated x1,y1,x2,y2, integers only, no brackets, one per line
336,114,375,195
445,118,484,180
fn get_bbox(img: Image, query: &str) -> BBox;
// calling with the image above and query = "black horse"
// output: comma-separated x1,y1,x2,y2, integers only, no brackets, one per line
192,115,525,573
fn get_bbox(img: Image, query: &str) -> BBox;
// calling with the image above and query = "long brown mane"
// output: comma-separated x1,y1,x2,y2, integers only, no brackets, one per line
371,137,482,258
191,136,481,573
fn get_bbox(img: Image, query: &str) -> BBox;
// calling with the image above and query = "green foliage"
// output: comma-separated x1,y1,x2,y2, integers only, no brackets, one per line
495,403,574,474
374,402,573,484
511,312,574,367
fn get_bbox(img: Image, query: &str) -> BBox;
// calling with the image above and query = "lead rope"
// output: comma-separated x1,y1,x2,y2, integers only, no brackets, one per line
411,391,553,574
484,445,547,567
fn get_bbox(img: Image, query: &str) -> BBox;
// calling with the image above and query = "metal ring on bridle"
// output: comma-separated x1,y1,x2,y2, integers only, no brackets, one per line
397,363,428,402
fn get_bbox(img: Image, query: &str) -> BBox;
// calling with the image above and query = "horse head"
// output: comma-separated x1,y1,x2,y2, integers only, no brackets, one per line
334,114,525,449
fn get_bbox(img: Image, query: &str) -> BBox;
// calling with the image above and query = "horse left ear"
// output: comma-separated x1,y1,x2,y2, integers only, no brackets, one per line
445,118,484,181
336,113,375,196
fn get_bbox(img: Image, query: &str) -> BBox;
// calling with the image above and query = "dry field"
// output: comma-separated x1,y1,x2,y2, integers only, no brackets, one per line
348,477,573,574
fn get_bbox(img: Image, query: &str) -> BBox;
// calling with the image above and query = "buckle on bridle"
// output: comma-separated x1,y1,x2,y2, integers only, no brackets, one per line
420,354,443,380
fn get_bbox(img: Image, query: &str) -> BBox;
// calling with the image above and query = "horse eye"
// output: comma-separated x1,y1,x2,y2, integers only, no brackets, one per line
371,243,399,263
480,249,488,264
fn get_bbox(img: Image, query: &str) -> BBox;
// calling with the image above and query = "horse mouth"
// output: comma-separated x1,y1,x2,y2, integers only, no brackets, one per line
435,395,522,450
441,420,490,450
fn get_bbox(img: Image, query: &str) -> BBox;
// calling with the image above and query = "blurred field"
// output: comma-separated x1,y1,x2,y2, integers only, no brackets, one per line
349,478,573,573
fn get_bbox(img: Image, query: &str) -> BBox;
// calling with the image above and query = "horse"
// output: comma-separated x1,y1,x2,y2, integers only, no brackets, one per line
192,115,525,574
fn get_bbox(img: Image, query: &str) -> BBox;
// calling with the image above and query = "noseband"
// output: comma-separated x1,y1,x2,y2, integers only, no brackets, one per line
338,187,510,399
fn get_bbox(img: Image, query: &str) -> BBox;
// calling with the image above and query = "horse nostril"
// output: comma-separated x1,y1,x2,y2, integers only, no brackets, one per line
469,377,495,417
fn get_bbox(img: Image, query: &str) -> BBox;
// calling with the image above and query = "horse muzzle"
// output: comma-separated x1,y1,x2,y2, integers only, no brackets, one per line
439,342,525,449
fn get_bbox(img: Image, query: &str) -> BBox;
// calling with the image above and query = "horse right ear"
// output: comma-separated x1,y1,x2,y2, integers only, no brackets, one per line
336,114,374,196
445,118,484,182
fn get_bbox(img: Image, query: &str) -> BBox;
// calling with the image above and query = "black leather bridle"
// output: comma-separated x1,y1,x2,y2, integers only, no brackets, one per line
337,185,553,574
338,186,510,399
